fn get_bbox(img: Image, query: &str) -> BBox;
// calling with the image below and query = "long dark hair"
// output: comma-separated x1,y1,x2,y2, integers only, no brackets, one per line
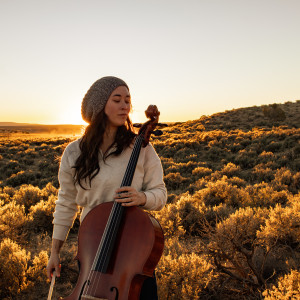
73,110,135,189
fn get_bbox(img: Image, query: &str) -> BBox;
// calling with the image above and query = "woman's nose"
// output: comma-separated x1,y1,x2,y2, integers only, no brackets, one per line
121,101,130,110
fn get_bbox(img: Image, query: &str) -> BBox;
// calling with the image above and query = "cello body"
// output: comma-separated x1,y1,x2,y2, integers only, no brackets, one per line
62,202,164,300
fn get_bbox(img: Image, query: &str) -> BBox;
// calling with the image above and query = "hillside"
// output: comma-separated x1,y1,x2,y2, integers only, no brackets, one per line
0,100,299,299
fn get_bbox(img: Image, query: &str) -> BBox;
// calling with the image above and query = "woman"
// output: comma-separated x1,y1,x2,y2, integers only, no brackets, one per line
46,76,167,299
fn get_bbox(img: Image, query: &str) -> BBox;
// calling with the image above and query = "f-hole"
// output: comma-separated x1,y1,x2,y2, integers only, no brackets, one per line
110,286,119,300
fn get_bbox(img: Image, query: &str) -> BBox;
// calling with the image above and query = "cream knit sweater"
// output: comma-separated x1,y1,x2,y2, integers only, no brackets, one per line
52,139,167,241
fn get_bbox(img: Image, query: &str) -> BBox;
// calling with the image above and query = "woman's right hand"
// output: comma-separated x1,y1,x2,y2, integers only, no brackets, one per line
46,252,61,281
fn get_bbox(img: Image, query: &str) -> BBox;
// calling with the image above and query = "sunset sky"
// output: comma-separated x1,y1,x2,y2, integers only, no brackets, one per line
1,0,299,125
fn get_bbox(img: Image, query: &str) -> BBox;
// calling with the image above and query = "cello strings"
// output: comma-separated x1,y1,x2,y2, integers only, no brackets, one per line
85,135,143,296
87,135,142,296
88,135,143,294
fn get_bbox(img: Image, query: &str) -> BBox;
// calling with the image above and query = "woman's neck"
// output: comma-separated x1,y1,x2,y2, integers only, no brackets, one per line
101,126,117,153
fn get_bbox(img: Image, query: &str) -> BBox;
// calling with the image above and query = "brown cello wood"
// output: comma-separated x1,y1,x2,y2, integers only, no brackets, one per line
61,202,164,300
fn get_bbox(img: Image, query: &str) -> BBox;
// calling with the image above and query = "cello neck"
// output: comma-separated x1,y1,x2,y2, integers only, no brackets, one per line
120,135,144,187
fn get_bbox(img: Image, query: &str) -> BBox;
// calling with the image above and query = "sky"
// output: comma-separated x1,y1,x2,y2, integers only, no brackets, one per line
0,0,299,125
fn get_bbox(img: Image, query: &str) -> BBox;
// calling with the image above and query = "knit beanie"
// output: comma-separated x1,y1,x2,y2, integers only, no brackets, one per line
81,76,129,123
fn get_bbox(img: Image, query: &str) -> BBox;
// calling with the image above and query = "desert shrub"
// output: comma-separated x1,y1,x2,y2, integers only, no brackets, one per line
157,252,214,300
206,207,269,287
165,161,198,177
173,193,206,236
225,176,247,187
25,250,49,292
272,167,293,191
234,149,256,168
0,200,27,241
188,177,208,193
2,185,15,197
206,145,225,161
194,178,250,208
164,172,191,191
220,162,241,177
245,183,290,207
252,164,274,182
263,269,300,299
166,193,180,204
265,141,282,153
12,184,44,213
257,204,300,251
6,170,37,187
204,203,235,227
6,159,20,171
26,194,56,234
41,182,58,198
229,142,244,153
24,148,38,158
262,104,286,122
291,172,300,191
153,203,185,239
0,238,30,298
0,191,10,204
191,166,212,177
258,151,275,163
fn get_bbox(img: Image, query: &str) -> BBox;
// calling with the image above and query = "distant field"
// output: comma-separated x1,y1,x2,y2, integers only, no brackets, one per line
0,123,84,137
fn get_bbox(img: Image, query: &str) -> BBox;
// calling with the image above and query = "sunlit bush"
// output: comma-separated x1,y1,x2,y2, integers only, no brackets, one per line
0,190,10,205
272,167,293,188
192,166,212,177
173,193,206,236
41,182,58,198
0,200,26,241
26,194,56,234
220,162,241,177
0,238,30,298
6,170,36,187
164,172,191,191
153,202,185,239
206,207,269,287
257,203,300,251
194,177,250,207
157,252,214,300
2,185,15,197
263,270,300,299
245,183,291,207
26,250,49,290
12,184,44,213
252,163,274,182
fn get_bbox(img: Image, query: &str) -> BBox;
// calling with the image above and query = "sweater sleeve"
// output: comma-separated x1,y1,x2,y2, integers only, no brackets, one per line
52,145,80,241
142,144,167,211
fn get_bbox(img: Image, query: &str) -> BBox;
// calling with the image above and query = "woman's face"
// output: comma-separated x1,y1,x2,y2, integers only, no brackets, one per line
104,86,131,128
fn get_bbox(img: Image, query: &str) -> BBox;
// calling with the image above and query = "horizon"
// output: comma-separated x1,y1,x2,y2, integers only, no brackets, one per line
1,98,299,126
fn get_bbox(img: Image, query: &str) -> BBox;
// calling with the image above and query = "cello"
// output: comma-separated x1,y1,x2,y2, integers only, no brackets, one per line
61,105,164,300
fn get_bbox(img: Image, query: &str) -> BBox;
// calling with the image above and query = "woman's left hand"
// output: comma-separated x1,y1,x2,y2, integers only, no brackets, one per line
114,186,146,207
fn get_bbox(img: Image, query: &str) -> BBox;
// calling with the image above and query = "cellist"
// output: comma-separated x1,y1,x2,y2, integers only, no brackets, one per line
46,76,167,299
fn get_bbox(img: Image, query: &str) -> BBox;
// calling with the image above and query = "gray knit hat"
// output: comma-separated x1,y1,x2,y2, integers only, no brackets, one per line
81,76,129,123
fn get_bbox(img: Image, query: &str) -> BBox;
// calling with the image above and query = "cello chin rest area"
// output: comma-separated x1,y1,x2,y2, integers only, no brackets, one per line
81,295,108,300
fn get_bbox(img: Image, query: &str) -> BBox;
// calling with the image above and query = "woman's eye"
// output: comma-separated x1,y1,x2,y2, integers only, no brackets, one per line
113,100,120,103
